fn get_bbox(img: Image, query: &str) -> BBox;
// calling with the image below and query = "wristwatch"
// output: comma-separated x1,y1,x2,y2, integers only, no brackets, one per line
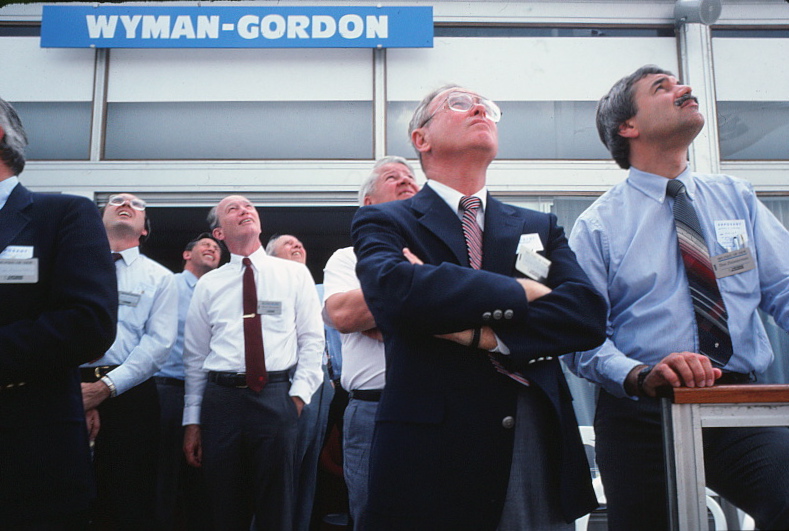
636,365,653,397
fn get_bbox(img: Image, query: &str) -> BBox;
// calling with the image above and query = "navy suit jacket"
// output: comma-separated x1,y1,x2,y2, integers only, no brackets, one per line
0,183,117,525
352,185,606,529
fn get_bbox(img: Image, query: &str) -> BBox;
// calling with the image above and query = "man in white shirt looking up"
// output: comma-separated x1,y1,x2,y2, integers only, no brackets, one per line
322,155,419,528
183,195,324,531
80,192,178,530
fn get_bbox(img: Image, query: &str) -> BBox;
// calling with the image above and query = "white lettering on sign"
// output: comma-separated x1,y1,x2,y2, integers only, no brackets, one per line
86,14,387,41
312,15,335,38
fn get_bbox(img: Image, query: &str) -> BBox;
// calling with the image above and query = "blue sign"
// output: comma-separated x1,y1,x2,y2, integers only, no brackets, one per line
41,5,433,49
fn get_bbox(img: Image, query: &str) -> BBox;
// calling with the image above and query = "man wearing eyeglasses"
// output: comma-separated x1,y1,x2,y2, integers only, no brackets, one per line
351,86,606,529
0,98,117,529
81,192,178,530
155,233,220,531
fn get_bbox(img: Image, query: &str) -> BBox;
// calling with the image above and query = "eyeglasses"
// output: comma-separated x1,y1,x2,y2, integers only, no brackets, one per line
421,91,502,127
108,194,146,211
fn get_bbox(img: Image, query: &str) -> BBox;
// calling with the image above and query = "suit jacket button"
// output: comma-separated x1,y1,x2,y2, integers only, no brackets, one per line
493,310,503,320
504,309,514,319
502,416,515,429
482,312,492,321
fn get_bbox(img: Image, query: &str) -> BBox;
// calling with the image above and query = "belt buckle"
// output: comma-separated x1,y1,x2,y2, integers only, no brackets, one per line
94,367,103,380
235,373,248,389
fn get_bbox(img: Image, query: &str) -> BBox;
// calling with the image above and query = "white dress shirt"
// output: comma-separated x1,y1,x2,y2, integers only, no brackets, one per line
82,246,178,396
323,246,385,392
183,247,324,425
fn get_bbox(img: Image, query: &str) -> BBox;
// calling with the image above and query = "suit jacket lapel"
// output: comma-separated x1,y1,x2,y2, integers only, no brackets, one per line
412,186,468,266
0,183,33,254
482,195,522,275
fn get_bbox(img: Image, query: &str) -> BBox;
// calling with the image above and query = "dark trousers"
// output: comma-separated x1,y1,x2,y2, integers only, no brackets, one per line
91,378,160,531
595,390,789,530
155,379,211,531
201,380,299,531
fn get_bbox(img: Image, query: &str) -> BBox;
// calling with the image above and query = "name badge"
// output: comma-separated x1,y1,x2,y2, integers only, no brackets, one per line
517,233,544,254
258,301,282,316
714,219,747,252
0,245,34,259
515,251,551,283
118,291,142,307
0,258,39,283
711,247,756,278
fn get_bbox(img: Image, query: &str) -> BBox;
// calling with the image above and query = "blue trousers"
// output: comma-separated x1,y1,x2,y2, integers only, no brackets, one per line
201,380,298,531
595,390,789,530
343,397,378,529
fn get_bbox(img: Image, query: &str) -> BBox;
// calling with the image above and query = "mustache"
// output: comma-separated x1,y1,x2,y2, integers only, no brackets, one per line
674,93,699,107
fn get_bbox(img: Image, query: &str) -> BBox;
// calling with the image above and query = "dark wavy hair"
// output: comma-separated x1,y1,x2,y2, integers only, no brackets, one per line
596,65,673,169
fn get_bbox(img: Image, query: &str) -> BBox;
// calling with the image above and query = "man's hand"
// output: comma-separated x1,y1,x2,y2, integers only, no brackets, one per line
627,352,723,397
291,396,305,417
516,278,552,302
435,327,497,351
85,408,101,441
81,381,112,410
183,424,202,468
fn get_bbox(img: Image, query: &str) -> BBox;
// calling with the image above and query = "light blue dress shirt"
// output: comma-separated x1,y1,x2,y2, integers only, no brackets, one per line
567,167,789,398
155,270,198,380
82,246,178,395
0,176,19,211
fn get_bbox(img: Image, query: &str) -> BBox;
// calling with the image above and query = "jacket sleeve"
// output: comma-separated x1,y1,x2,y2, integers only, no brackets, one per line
352,204,606,368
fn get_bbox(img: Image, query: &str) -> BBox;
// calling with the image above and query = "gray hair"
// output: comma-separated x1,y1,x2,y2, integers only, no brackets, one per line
358,156,416,206
0,98,28,175
207,205,220,230
264,234,283,256
596,65,673,169
407,84,463,163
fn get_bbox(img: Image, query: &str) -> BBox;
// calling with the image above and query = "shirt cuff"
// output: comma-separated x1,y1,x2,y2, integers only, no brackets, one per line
490,332,510,355
182,404,201,426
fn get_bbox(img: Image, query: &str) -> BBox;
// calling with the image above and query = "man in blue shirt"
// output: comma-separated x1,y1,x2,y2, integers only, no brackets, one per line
568,65,789,530
155,233,220,531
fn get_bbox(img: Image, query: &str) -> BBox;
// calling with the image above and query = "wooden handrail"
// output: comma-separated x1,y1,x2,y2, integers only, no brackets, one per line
670,384,789,404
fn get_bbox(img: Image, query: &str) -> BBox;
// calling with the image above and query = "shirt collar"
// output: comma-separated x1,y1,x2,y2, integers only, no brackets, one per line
229,245,267,270
182,269,198,287
627,165,695,204
426,179,488,219
114,246,140,266
0,176,19,211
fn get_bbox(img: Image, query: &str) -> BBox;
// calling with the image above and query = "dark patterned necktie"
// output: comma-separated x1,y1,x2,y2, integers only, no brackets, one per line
666,179,733,367
459,196,483,270
459,196,530,386
242,257,268,391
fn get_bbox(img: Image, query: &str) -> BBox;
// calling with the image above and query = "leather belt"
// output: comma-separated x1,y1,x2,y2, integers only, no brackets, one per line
80,365,120,383
716,371,755,386
349,389,383,402
154,376,185,387
208,370,290,388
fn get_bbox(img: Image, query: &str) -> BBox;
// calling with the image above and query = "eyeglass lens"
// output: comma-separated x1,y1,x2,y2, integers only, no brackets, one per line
109,195,146,211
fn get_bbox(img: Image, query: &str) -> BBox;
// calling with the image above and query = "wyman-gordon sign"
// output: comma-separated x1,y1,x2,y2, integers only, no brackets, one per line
41,5,433,49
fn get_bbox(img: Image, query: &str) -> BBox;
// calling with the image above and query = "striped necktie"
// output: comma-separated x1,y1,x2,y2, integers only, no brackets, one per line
459,196,530,386
666,179,733,367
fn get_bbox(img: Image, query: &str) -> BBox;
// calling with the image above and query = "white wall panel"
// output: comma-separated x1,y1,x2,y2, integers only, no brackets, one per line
713,39,789,101
0,37,95,102
107,48,373,102
388,37,678,101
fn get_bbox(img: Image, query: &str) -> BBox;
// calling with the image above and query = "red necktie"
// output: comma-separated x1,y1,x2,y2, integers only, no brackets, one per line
242,257,267,391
